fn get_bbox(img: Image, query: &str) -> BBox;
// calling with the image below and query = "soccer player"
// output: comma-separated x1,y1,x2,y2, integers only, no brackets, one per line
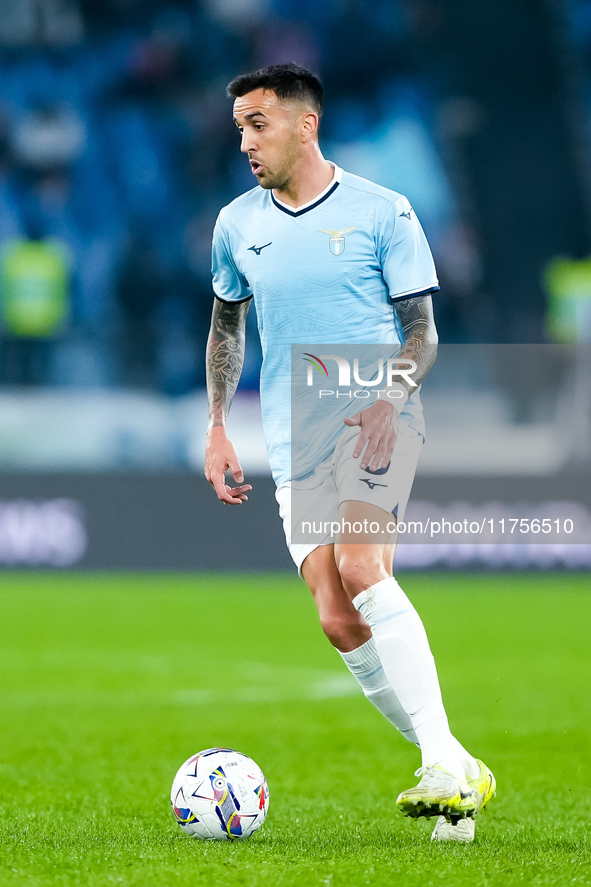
204,63,495,842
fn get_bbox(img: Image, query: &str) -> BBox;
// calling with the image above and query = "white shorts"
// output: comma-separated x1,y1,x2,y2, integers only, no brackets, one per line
276,422,423,574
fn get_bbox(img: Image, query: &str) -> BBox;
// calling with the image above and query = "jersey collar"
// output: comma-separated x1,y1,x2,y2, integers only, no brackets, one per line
271,164,342,217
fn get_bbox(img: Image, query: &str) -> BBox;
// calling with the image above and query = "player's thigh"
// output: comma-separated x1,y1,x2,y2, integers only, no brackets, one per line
275,453,338,577
333,420,422,530
331,420,422,593
301,544,371,650
301,543,352,614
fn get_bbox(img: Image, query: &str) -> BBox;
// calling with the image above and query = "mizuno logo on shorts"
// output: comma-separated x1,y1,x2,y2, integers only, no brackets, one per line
359,479,388,491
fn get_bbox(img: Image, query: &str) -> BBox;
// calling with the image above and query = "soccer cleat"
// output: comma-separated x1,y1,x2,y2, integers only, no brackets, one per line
396,765,480,822
469,758,496,812
430,759,496,842
431,815,475,842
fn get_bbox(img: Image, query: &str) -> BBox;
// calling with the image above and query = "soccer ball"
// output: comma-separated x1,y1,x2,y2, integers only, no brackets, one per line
170,747,269,840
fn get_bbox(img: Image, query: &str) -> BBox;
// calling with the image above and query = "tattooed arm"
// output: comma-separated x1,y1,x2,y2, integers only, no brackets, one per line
205,296,253,504
344,295,438,471
206,297,250,428
393,293,438,392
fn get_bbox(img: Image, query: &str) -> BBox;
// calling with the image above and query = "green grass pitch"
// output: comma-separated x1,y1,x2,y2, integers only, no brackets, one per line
0,571,590,886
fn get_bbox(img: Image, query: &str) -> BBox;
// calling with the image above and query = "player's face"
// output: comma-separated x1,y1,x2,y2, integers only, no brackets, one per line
233,89,305,190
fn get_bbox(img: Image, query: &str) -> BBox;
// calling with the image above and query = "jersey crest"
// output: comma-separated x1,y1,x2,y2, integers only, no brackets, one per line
318,227,358,256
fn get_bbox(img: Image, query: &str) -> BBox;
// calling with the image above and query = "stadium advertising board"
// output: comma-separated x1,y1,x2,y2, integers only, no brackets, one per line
0,473,589,570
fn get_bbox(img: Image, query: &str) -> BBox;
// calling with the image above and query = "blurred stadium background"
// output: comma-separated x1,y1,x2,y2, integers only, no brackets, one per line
0,0,590,570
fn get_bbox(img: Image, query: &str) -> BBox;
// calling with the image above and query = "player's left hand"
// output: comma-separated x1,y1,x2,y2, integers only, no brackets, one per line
205,426,252,505
344,400,398,472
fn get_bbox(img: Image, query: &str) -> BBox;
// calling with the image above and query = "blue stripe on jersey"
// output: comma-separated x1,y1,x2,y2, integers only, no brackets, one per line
391,285,440,303
215,293,253,305
271,180,340,217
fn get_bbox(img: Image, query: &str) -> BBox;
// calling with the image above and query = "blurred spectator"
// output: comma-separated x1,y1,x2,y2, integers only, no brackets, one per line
0,0,84,47
9,103,87,171
544,256,591,344
115,229,166,388
204,0,270,30
0,221,71,384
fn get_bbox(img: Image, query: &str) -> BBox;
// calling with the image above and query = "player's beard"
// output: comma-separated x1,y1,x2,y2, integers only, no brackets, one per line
256,170,279,190
256,132,302,191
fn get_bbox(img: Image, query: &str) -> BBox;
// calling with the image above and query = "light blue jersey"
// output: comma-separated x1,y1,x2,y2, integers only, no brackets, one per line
212,165,439,486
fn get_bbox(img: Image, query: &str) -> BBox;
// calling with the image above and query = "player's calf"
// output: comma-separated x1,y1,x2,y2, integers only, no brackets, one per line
318,608,371,651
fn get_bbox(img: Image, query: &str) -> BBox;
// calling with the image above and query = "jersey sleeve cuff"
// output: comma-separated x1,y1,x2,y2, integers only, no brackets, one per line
390,285,440,303
214,293,253,305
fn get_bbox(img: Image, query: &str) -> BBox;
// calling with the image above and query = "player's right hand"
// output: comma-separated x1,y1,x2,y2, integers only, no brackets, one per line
204,426,252,505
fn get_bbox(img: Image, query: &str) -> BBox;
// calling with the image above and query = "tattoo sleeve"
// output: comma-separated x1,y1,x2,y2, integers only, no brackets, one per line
206,296,251,428
393,294,438,392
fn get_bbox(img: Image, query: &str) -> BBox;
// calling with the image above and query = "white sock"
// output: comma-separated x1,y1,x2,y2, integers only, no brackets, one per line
339,636,480,781
353,576,465,779
338,637,418,746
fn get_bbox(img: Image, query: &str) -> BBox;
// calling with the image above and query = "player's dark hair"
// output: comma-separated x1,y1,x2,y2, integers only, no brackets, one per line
226,63,324,118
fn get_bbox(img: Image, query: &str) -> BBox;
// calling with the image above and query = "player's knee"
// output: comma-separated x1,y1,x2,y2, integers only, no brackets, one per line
336,552,386,597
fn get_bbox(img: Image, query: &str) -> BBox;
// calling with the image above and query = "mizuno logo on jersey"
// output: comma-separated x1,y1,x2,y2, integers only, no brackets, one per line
248,242,272,255
359,478,388,491
318,227,358,256
399,210,412,219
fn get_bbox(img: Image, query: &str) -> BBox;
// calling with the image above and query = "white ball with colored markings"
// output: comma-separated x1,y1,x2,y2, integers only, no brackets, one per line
171,747,269,840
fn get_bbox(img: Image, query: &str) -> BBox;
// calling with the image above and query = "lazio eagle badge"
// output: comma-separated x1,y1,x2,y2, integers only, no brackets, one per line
318,227,358,256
